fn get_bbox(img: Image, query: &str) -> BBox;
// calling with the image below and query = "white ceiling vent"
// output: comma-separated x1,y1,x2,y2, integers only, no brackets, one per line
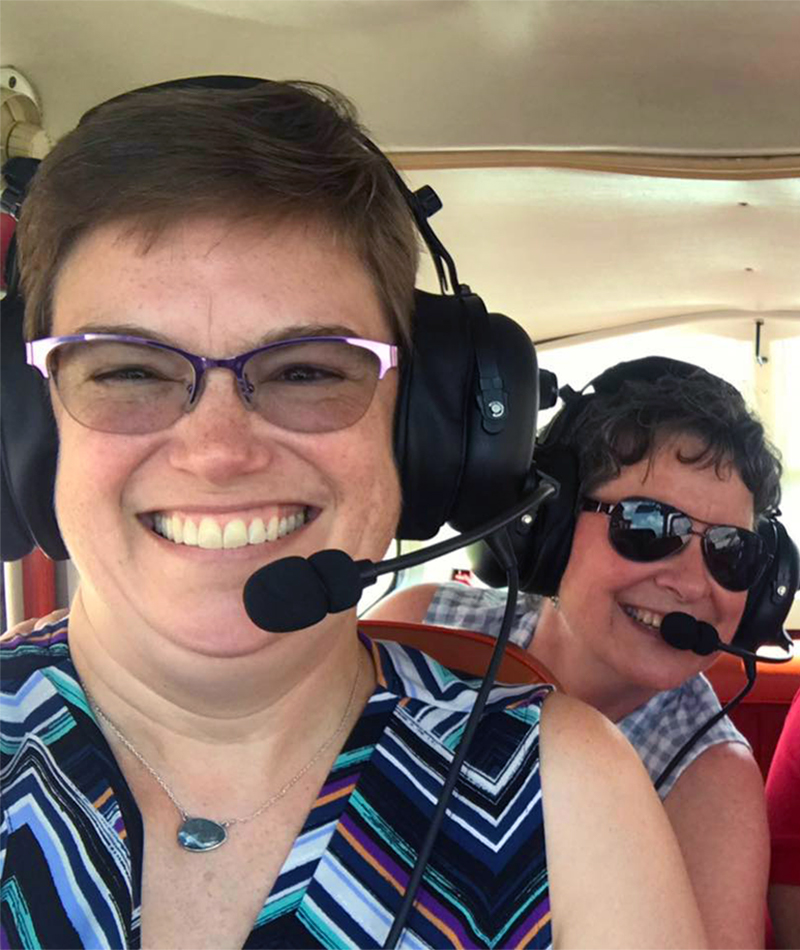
1,67,51,163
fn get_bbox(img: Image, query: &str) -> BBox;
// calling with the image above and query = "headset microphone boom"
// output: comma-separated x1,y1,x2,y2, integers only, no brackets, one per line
243,482,557,633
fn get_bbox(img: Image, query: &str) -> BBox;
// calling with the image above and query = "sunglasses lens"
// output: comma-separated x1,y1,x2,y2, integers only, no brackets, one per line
609,499,687,562
52,340,192,434
604,497,767,592
703,526,766,591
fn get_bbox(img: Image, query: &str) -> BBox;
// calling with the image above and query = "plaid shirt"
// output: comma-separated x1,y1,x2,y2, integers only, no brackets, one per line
425,583,749,799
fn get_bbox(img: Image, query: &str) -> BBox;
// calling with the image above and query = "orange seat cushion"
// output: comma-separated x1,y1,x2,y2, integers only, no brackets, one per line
360,620,561,689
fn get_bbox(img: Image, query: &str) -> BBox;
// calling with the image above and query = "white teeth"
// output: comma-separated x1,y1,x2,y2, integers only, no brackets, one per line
152,509,307,548
248,518,267,544
624,606,664,629
197,517,223,549
223,519,248,549
183,518,198,545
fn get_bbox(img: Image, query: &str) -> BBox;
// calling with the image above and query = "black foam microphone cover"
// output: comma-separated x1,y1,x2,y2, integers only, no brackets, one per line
243,550,366,633
661,612,720,656
308,550,365,612
660,612,696,650
694,621,720,656
243,556,330,633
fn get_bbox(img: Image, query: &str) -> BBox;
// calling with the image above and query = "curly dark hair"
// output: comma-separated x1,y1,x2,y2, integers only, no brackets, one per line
565,368,782,519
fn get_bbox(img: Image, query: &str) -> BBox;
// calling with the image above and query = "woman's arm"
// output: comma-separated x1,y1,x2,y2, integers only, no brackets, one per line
540,692,707,949
0,608,69,640
663,743,769,949
364,584,438,621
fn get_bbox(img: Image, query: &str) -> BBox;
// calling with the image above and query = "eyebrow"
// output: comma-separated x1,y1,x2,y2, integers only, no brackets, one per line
70,322,368,347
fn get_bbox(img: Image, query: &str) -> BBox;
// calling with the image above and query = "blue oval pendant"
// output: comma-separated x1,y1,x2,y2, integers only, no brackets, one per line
177,817,227,852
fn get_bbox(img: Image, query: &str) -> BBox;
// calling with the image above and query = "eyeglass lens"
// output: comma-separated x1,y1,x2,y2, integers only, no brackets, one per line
49,338,384,435
608,499,765,591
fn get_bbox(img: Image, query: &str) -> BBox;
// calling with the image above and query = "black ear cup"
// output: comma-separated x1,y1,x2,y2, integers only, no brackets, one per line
446,300,539,534
0,293,67,560
1,452,36,561
516,442,580,595
468,384,591,594
1,158,67,561
734,519,799,651
468,432,581,595
394,289,538,540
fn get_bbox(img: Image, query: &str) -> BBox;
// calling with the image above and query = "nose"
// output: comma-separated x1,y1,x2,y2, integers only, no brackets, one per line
166,369,274,483
653,535,713,603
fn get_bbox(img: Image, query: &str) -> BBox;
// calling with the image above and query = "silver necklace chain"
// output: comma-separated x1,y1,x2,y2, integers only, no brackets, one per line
86,652,362,829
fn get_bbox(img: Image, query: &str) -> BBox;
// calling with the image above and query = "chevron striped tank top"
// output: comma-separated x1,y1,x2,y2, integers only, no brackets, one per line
1,620,553,948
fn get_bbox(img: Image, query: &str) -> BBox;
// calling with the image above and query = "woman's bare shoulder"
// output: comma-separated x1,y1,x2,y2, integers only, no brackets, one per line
663,742,768,948
364,584,439,622
539,692,707,948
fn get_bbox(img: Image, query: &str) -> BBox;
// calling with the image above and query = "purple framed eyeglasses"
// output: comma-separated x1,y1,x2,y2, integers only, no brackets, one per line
27,333,399,435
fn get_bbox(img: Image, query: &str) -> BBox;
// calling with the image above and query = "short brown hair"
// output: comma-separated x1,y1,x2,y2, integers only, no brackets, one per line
567,368,782,518
18,80,418,343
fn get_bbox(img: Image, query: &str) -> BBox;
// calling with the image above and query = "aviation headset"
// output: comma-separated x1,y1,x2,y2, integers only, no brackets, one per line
0,75,542,564
470,355,799,654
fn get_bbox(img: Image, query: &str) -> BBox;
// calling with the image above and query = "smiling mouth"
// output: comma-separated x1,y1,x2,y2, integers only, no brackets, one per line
621,604,666,632
145,505,315,550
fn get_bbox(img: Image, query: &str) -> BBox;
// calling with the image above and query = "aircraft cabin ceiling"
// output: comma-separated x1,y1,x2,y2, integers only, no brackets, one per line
2,0,799,342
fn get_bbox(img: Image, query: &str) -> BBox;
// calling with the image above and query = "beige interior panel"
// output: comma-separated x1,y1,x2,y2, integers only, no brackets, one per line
3,0,800,152
406,166,800,341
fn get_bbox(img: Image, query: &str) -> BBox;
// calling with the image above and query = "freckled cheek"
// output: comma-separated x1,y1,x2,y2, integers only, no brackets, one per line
339,428,401,552
53,424,143,529
364,376,401,500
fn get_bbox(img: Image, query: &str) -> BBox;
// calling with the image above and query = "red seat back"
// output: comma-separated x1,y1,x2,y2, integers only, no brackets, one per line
360,620,561,688
705,647,800,779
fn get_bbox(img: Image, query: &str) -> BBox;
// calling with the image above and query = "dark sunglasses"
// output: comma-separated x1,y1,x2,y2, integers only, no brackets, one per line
581,496,770,592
